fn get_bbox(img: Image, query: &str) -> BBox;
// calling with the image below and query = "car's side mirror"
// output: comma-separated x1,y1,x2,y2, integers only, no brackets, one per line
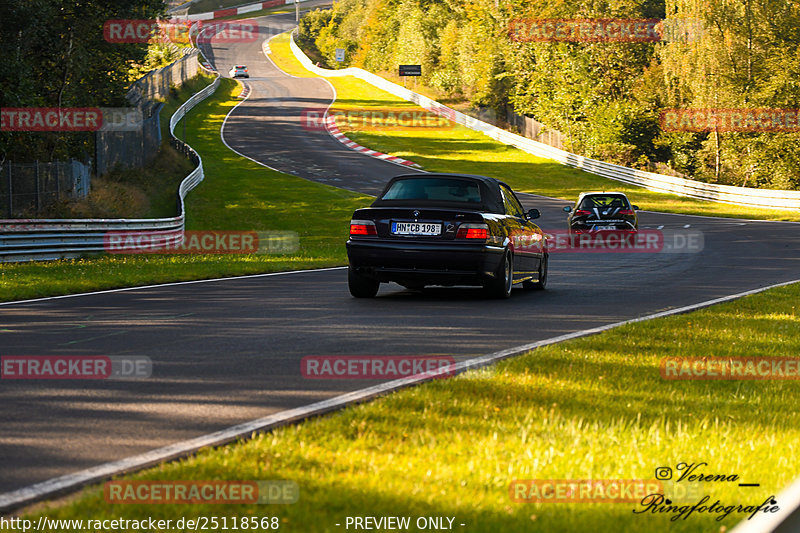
563,206,572,213
632,205,640,210
526,208,540,220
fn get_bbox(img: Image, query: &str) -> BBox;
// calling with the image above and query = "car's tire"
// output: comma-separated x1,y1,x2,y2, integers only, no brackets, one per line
485,251,513,299
348,267,379,298
524,252,548,290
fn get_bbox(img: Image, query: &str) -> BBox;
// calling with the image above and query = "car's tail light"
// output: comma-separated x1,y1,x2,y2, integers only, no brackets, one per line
350,220,377,236
456,223,489,240
619,209,635,215
574,209,591,216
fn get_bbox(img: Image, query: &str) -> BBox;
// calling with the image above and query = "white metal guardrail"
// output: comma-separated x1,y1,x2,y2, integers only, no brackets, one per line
172,0,321,21
289,32,800,212
0,71,220,263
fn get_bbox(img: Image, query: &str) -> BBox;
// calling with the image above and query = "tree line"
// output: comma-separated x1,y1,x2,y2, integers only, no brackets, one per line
0,0,166,164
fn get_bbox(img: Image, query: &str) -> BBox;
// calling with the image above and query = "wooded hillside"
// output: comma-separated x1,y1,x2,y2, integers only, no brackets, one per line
301,0,800,189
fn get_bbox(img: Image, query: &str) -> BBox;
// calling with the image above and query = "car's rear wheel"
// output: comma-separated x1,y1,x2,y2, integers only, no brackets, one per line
485,251,513,299
524,252,548,290
348,266,379,298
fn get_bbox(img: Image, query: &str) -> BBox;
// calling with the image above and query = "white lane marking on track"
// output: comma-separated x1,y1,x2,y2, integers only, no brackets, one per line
217,33,290,173
220,88,285,173
0,267,347,307
2,277,798,513
638,209,800,225
263,29,426,172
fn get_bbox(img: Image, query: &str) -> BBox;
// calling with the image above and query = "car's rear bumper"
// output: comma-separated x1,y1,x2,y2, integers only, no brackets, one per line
346,239,505,286
570,225,638,233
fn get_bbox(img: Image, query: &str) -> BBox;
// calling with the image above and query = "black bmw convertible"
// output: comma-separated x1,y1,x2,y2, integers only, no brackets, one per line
346,173,548,298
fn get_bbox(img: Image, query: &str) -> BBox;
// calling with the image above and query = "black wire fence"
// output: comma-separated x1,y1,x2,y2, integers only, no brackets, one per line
0,160,90,218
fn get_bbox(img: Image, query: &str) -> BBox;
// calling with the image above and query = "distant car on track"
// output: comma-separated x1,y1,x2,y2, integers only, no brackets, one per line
229,65,249,78
346,173,548,298
563,192,639,233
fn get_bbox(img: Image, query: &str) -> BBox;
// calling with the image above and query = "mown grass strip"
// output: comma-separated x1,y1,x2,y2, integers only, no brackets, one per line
27,281,800,532
0,76,371,302
270,31,800,222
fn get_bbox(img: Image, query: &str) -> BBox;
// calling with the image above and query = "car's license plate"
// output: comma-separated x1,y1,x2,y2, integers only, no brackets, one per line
392,222,441,235
594,225,617,231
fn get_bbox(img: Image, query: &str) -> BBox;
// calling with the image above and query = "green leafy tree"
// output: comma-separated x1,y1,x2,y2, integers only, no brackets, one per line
0,0,165,162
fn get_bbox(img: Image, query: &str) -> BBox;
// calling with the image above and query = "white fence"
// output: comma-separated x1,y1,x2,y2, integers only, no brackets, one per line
289,32,800,211
173,0,319,21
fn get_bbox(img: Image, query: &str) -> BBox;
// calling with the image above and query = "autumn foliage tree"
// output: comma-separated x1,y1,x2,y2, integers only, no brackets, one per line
301,0,800,189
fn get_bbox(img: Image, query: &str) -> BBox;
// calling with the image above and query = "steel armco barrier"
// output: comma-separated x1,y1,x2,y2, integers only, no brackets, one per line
0,69,220,263
170,0,317,22
288,31,800,212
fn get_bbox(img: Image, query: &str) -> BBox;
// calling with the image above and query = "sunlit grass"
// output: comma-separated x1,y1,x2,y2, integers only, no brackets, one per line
28,282,800,532
270,31,800,222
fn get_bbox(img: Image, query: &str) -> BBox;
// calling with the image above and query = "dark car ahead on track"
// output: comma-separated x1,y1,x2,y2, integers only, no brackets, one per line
563,191,640,233
346,173,548,299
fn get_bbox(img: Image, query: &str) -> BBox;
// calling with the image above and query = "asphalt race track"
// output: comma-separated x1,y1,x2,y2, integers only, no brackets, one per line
1,12,799,498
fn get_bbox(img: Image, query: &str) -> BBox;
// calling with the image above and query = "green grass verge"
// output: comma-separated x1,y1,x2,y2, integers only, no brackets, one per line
270,31,800,222
0,77,371,302
27,281,800,532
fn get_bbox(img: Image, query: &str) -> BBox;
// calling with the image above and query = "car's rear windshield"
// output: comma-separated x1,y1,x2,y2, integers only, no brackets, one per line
235,66,247,69
578,195,630,209
380,178,482,204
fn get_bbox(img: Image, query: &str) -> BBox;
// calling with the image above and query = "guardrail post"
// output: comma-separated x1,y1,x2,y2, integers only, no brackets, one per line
6,163,11,218
35,160,41,214
56,161,61,201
